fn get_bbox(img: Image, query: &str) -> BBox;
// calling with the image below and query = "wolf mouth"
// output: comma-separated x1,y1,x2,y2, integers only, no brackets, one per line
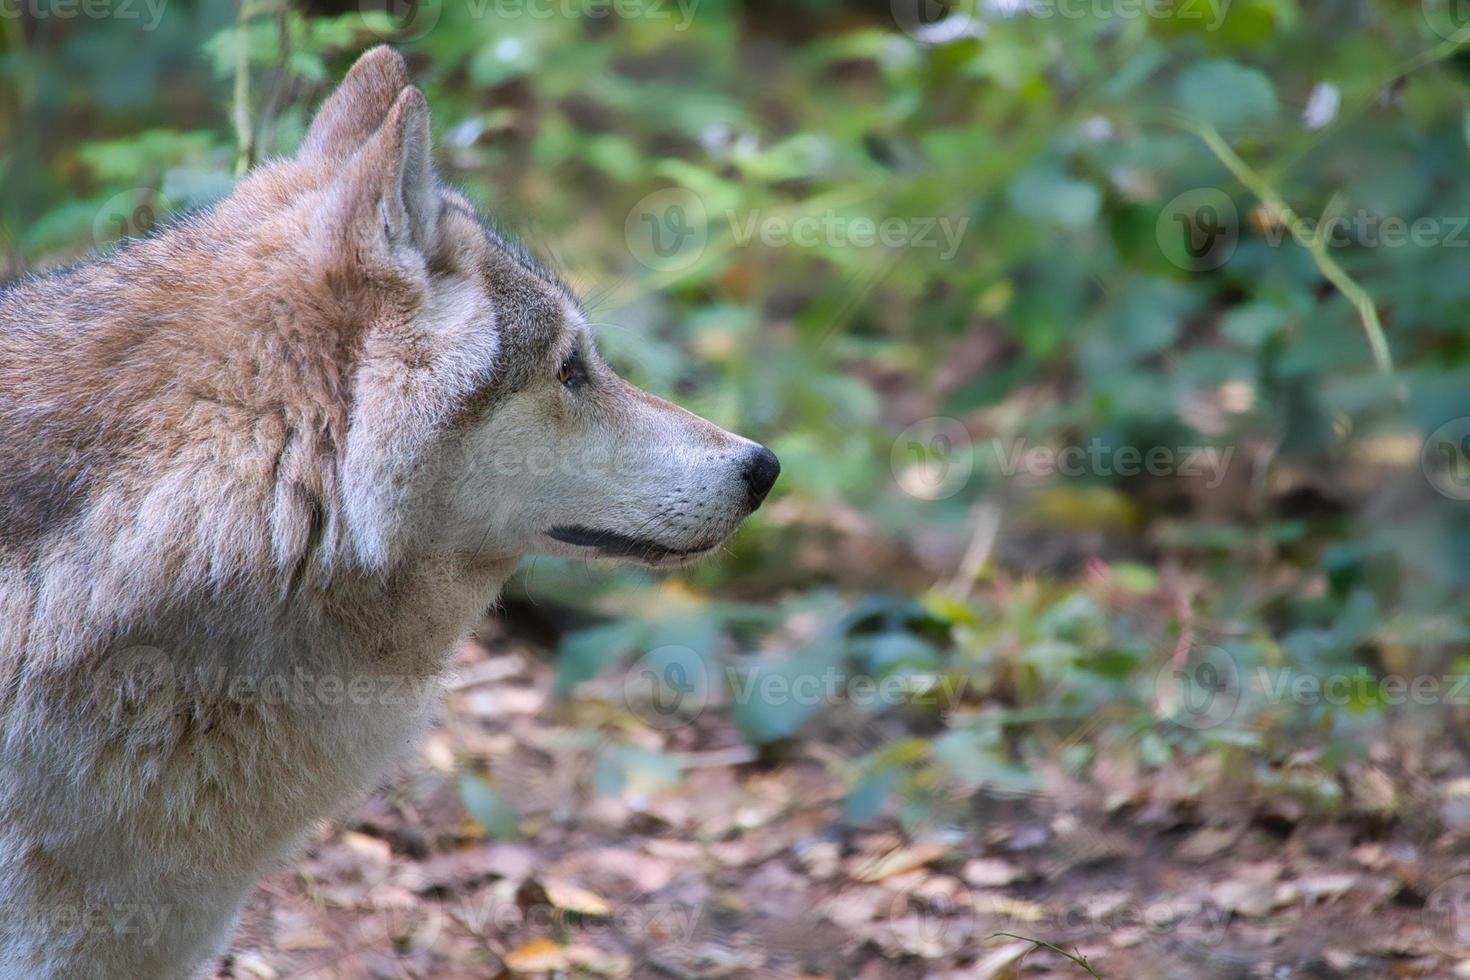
546,525,717,563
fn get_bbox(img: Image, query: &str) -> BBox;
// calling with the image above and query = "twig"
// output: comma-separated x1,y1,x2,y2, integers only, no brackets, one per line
942,499,1001,601
1166,112,1395,385
254,1,294,161
1166,566,1195,674
990,932,1105,977
232,0,260,175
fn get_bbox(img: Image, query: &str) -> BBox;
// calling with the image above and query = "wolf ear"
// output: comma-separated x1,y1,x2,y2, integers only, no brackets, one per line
300,46,409,162
321,85,439,260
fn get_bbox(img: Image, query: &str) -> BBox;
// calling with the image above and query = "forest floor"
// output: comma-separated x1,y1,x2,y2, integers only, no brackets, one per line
216,618,1470,980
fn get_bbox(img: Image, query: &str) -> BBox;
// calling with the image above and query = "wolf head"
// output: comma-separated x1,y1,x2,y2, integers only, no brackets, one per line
257,47,778,573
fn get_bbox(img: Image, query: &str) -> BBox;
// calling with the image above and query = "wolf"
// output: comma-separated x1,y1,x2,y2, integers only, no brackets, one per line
0,47,778,979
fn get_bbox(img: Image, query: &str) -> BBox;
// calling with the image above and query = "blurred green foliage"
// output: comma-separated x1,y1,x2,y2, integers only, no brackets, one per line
4,0,1470,828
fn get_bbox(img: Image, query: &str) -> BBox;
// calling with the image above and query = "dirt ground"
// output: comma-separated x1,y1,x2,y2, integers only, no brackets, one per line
216,617,1470,979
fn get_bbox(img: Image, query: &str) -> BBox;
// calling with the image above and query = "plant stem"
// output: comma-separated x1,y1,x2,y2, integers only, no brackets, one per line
1168,113,1394,382
232,0,256,176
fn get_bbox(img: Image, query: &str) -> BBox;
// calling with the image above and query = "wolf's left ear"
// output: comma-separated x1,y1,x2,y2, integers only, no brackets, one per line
300,46,409,161
320,85,439,261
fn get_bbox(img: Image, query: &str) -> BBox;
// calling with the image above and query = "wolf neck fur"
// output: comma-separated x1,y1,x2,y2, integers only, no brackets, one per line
0,202,510,682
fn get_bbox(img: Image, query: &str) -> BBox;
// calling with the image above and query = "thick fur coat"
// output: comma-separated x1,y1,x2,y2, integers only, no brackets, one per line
0,48,776,978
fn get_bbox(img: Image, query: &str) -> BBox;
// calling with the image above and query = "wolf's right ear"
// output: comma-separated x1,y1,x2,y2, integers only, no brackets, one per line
314,85,439,276
300,46,408,162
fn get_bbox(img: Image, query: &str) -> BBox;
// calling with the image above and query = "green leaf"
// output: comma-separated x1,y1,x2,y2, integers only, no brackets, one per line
459,775,520,840
932,730,1038,795
1176,60,1279,132
728,635,844,744
1222,302,1289,347
470,36,539,87
594,745,683,797
554,620,646,697
1008,168,1101,229
842,768,901,826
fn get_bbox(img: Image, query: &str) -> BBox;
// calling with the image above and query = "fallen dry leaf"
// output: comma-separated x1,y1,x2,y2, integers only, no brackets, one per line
517,877,612,917
504,938,566,973
963,857,1027,888
853,841,951,883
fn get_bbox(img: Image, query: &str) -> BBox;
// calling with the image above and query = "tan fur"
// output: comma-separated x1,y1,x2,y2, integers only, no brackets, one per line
0,48,776,979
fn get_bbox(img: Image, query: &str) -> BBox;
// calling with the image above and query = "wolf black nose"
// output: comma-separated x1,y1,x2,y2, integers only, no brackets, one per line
741,446,781,509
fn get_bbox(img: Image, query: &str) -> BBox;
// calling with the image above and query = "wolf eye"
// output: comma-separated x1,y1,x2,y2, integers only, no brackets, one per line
557,348,588,389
